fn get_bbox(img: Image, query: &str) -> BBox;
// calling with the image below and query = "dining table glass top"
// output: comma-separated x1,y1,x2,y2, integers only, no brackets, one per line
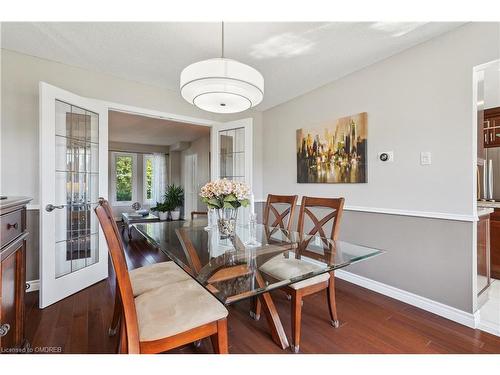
134,220,383,305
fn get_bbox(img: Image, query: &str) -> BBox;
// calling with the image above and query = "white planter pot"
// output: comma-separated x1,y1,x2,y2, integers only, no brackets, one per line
158,211,168,221
171,210,181,221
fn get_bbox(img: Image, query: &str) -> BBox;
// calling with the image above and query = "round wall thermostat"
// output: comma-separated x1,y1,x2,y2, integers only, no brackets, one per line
379,153,389,161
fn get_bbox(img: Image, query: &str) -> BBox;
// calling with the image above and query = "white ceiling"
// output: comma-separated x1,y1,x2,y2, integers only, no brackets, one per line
2,22,464,110
108,110,210,146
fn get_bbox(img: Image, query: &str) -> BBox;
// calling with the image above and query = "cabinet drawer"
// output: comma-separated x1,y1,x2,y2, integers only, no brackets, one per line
0,209,23,248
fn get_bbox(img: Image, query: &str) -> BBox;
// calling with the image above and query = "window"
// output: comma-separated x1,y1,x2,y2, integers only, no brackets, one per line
143,154,154,203
111,152,137,205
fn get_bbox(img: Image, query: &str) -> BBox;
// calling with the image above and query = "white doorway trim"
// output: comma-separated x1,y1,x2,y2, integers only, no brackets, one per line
184,154,198,219
101,101,254,193
102,101,216,128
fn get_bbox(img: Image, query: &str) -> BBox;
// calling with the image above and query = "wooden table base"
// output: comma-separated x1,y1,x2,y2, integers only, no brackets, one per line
254,272,289,350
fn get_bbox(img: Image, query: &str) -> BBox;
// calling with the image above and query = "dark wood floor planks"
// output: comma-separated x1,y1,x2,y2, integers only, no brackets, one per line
23,225,500,354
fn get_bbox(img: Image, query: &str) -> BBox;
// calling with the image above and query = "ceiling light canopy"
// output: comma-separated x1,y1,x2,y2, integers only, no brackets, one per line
180,23,264,114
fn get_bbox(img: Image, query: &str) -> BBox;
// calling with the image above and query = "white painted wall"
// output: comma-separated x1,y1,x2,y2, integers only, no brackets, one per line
262,23,500,217
181,136,210,212
0,49,263,203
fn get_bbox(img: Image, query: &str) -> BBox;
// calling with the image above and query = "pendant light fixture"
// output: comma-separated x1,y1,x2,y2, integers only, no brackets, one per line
180,22,264,114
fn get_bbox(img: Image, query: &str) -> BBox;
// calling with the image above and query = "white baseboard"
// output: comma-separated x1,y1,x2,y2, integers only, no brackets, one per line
335,269,479,329
477,318,500,337
26,279,40,293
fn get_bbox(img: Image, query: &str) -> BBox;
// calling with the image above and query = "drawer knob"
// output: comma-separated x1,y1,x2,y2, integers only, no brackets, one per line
7,222,18,230
0,323,10,337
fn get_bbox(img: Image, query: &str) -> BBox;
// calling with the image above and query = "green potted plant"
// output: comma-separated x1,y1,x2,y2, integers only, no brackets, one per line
151,201,169,221
164,184,184,221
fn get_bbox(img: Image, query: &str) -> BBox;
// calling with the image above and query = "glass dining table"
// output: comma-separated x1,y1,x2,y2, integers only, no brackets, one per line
134,219,383,350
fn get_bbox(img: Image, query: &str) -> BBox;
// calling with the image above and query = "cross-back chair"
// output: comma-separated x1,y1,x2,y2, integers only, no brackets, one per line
259,195,344,353
95,199,229,354
263,194,298,233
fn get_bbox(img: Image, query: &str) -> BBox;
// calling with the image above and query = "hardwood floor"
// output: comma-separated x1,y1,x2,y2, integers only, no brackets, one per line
25,226,500,354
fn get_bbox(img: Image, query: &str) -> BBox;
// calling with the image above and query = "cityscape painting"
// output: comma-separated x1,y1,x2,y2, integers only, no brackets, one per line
296,112,367,183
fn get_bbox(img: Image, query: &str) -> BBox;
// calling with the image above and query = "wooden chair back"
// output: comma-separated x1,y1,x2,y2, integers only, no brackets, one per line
95,198,140,353
296,196,345,262
263,194,298,232
100,199,124,247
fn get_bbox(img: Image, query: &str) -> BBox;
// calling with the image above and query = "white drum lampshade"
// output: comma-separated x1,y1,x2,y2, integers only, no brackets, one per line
180,58,264,114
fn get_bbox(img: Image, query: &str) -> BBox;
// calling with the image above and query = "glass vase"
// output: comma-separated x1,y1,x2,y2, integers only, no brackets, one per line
216,207,238,239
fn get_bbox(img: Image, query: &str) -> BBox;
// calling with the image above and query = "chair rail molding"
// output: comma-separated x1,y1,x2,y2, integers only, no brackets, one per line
255,200,476,222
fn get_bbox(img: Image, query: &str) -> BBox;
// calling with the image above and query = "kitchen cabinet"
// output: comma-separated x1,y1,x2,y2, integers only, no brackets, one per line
489,208,500,280
483,107,500,148
0,197,31,353
477,212,491,295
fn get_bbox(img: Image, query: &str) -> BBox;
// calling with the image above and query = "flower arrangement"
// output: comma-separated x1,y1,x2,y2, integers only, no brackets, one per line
200,179,250,209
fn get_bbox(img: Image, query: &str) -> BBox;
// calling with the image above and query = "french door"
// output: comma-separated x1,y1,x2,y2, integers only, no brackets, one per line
39,82,108,308
211,118,253,224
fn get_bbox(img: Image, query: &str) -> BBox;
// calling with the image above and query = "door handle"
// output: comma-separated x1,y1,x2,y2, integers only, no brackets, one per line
45,204,65,212
0,323,10,337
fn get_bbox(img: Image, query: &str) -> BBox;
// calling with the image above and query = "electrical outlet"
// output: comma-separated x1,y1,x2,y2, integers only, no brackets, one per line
378,151,394,162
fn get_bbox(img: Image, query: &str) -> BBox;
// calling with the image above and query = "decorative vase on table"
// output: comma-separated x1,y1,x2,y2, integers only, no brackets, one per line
216,207,238,239
200,178,251,241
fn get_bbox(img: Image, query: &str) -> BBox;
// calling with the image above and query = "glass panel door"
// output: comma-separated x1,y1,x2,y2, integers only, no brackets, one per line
39,82,108,308
219,127,245,182
54,100,99,278
212,118,253,226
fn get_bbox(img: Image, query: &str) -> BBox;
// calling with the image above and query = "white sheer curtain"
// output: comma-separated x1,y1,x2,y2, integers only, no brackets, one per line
151,153,167,205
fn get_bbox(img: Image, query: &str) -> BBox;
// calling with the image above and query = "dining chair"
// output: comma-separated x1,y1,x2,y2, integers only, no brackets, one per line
250,194,298,321
95,200,229,354
191,211,208,220
260,196,344,353
100,199,191,337
263,194,298,232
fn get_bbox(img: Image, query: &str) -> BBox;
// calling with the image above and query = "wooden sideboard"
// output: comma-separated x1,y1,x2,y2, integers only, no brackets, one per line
0,197,31,353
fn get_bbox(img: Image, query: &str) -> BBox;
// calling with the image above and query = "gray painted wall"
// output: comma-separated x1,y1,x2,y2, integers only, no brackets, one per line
261,23,500,216
257,23,500,314
255,202,474,312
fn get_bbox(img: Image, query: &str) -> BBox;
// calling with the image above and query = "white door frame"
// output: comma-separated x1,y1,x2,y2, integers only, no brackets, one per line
39,82,108,308
184,153,198,217
472,59,500,319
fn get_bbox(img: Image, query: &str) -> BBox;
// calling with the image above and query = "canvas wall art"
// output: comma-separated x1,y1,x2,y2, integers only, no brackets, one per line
296,112,367,183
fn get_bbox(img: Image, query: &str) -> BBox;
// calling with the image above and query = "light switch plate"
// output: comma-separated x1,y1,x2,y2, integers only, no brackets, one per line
420,151,432,165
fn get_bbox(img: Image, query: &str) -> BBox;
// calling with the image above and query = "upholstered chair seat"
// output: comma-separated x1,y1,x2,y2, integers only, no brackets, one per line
259,255,330,290
135,278,229,342
129,261,191,297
